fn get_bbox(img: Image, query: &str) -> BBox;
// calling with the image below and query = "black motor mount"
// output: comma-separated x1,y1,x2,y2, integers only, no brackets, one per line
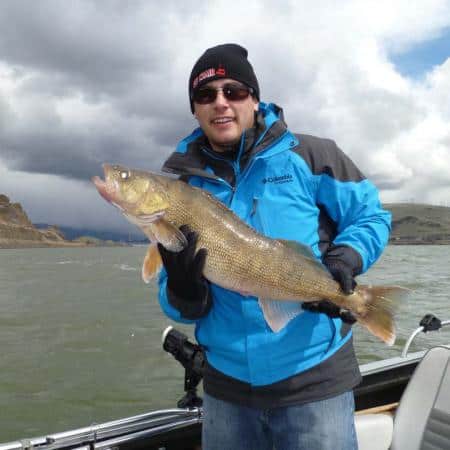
162,326,205,408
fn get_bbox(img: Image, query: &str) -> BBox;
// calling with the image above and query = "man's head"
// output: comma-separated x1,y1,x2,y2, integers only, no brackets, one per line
189,44,260,152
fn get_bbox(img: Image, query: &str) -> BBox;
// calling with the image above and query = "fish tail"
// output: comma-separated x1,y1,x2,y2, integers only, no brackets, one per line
354,285,409,346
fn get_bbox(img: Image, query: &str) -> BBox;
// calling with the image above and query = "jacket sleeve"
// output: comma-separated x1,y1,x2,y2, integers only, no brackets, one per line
314,142,391,273
157,267,198,324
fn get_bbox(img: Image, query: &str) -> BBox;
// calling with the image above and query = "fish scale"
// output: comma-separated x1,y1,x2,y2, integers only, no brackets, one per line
93,164,409,345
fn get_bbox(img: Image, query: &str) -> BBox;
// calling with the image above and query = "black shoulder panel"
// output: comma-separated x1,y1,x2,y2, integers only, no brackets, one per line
162,140,206,174
161,140,222,182
292,133,366,182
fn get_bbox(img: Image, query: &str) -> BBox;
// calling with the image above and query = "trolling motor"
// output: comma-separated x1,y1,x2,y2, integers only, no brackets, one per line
162,326,205,408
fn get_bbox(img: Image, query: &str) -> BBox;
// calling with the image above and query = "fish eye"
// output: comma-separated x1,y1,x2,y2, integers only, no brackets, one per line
120,170,130,180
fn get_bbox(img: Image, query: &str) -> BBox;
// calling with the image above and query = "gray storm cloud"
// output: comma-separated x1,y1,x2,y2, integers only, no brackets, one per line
0,1,196,183
0,0,449,230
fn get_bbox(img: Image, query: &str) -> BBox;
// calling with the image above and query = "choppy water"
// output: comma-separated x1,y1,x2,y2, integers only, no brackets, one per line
0,245,449,441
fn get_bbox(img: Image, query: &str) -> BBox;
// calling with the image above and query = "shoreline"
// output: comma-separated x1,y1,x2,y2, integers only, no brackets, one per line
389,240,450,245
1,240,448,249
0,239,129,249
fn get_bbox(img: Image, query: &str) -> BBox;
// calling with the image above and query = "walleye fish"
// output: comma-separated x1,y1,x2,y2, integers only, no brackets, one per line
93,163,407,345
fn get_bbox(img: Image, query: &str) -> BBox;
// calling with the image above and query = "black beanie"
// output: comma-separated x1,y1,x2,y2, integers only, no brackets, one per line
189,43,260,113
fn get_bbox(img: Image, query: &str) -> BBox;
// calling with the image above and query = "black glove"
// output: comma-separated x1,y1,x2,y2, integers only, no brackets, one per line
302,299,357,324
302,245,362,324
158,225,212,320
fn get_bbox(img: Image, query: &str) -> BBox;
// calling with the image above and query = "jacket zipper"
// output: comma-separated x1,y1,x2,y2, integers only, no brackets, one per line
235,129,289,187
201,127,291,205
200,147,236,205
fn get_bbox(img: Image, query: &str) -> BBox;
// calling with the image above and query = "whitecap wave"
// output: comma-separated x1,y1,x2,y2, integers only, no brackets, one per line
116,264,138,271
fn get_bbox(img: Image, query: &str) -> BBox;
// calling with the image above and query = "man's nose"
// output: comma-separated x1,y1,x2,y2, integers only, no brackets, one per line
213,90,229,108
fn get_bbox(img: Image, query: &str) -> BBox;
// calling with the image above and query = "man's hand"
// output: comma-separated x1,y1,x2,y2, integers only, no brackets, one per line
302,245,362,324
158,225,212,319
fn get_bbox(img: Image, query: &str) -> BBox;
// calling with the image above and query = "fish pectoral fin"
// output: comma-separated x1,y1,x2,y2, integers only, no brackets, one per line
151,218,188,252
258,298,303,332
142,243,163,283
276,239,327,272
129,214,187,252
124,211,165,226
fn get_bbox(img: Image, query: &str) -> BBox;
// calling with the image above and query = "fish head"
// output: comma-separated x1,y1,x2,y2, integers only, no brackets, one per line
92,163,170,217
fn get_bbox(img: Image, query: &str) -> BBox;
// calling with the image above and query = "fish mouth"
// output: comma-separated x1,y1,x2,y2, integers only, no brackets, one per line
92,175,113,202
92,164,118,203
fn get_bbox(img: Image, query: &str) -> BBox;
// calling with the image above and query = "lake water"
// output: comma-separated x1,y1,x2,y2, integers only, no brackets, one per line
0,245,449,441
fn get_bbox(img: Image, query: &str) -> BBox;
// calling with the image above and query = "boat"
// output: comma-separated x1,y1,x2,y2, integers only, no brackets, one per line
1,314,449,450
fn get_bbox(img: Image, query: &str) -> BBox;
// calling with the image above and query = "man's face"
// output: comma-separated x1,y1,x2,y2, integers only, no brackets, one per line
193,78,259,152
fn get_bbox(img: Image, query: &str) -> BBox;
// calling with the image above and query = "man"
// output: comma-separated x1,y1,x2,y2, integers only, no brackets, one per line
158,43,391,450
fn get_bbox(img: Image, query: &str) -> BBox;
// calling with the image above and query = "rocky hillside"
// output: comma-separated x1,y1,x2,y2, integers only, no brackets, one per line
0,195,120,248
1,194,449,248
386,203,450,244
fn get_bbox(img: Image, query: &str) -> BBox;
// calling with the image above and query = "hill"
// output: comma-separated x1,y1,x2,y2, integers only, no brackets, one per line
30,204,450,245
385,203,450,244
0,194,125,248
2,194,449,248
34,224,147,243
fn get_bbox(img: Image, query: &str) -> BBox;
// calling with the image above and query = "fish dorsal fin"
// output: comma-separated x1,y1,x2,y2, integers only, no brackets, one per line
192,185,265,235
258,298,304,332
142,244,163,283
276,239,326,271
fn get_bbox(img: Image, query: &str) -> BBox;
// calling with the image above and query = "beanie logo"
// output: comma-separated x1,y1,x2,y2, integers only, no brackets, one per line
192,65,227,89
216,64,226,76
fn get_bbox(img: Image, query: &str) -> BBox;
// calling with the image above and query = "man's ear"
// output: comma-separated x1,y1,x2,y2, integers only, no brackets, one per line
253,99,259,112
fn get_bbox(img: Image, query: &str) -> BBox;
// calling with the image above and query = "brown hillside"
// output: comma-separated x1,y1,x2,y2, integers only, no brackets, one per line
0,194,118,248
385,203,450,244
1,194,448,248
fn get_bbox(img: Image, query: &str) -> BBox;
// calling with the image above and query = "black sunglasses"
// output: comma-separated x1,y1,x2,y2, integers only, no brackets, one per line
192,83,254,104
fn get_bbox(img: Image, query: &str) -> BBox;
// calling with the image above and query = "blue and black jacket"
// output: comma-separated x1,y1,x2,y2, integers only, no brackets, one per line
158,102,391,408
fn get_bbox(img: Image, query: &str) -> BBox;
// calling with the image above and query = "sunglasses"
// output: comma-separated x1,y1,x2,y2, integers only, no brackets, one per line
192,83,254,104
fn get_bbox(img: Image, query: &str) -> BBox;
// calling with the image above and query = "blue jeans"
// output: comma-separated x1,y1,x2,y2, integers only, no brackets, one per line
202,390,358,450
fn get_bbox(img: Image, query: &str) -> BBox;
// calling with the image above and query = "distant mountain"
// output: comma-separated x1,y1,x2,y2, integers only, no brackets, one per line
0,194,124,248
34,224,148,243
36,204,450,245
385,203,450,244
3,191,449,248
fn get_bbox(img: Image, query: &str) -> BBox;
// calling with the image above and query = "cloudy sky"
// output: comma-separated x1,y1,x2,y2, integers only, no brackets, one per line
1,0,449,232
